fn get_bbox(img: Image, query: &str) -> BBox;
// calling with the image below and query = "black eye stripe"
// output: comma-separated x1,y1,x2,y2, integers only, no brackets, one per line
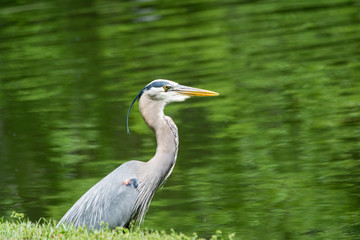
144,81,170,91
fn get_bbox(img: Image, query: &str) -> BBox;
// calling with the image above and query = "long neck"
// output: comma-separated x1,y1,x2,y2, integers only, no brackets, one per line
139,94,179,184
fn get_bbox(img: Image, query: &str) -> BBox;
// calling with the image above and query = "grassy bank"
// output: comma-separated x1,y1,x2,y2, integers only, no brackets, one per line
0,212,235,240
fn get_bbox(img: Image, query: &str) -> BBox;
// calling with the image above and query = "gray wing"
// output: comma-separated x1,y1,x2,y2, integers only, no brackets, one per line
57,160,143,229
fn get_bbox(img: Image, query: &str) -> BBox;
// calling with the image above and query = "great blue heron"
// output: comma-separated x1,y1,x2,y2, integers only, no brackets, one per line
57,79,219,229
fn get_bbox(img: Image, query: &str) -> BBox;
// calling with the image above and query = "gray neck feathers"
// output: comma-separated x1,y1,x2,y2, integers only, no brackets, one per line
139,94,179,181
134,94,179,223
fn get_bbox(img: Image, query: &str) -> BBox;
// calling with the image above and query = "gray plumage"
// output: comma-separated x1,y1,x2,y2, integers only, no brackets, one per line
57,79,219,229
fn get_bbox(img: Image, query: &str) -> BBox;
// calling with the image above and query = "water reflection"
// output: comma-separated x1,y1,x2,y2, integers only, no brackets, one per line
1,0,359,239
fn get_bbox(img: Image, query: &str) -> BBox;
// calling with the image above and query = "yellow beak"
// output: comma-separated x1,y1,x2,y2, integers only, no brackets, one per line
172,85,219,97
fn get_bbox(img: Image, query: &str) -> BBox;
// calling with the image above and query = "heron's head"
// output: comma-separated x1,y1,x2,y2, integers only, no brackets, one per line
127,79,219,134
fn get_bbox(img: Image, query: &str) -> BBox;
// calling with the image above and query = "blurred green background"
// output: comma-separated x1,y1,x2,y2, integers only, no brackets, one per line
0,0,359,239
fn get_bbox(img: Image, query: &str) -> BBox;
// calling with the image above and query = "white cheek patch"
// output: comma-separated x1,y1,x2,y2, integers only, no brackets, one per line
147,88,166,100
165,92,190,103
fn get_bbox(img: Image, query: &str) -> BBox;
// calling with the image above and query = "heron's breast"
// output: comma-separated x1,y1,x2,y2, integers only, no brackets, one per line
122,178,138,189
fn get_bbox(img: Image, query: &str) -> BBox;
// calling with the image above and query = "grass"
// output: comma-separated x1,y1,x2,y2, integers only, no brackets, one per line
0,212,235,240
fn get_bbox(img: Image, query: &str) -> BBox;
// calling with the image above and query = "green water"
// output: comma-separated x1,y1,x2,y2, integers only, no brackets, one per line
1,0,359,239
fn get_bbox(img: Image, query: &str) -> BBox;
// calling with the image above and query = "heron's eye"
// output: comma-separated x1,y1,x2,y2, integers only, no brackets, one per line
163,86,171,91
